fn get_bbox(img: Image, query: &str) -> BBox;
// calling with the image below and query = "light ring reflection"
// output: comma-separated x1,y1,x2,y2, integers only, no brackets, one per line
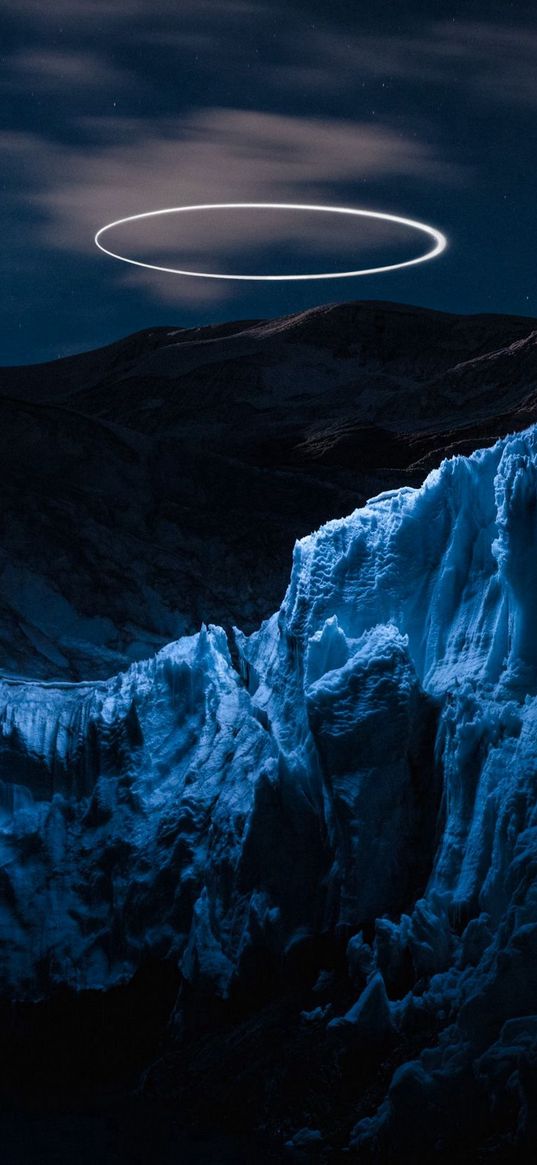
94,201,447,281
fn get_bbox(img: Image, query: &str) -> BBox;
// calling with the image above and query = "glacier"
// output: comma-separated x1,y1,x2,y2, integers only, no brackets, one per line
3,423,537,1155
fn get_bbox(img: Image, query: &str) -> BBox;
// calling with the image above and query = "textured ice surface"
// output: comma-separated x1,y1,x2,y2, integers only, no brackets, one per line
3,424,537,1149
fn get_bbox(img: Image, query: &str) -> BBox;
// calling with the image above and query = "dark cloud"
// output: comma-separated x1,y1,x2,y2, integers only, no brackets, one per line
280,20,537,109
6,3,536,114
4,48,130,93
1,0,268,31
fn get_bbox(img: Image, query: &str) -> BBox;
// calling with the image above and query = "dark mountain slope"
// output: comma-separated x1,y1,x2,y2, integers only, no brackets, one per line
2,299,537,679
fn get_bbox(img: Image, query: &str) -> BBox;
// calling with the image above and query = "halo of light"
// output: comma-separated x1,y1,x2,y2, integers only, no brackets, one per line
94,202,447,281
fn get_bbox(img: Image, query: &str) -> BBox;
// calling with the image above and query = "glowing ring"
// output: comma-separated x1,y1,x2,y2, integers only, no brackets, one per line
94,202,447,281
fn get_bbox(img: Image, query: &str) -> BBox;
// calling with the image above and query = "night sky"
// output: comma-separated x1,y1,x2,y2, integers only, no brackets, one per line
2,0,536,364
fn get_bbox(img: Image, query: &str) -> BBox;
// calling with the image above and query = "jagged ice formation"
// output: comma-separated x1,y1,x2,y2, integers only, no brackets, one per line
3,424,537,1155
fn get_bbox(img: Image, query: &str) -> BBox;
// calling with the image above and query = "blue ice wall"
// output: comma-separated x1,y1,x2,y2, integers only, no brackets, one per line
3,425,537,1149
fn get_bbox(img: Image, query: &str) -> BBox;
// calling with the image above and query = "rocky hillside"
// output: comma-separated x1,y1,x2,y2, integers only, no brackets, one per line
2,300,537,680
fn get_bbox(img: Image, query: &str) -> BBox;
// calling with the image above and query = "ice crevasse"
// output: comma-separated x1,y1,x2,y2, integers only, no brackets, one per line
2,424,537,1149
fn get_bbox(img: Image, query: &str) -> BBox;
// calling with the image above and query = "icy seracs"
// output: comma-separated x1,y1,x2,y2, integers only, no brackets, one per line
3,425,537,1151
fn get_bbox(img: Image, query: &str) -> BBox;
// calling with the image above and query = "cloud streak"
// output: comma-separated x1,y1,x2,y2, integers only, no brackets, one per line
7,3,537,113
4,48,130,93
281,20,537,110
2,107,456,306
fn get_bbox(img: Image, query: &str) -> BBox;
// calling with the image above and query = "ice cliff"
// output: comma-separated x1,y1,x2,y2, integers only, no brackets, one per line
3,423,537,1155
